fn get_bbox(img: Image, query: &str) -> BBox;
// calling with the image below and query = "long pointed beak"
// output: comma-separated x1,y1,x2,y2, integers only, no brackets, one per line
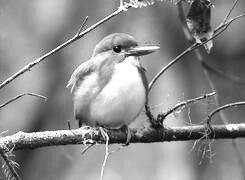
126,46,160,56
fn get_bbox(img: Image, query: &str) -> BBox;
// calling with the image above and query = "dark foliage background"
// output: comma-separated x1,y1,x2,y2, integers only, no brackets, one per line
0,0,245,179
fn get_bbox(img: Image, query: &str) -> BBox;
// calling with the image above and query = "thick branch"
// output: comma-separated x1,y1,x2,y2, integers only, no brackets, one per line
0,124,245,152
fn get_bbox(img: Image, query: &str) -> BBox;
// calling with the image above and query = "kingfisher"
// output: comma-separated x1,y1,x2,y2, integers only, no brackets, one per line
67,33,159,143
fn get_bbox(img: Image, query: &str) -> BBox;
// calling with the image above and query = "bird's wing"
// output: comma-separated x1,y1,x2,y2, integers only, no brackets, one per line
66,59,97,93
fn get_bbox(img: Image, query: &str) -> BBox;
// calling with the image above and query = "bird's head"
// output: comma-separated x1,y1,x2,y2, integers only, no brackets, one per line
92,33,159,62
67,33,159,94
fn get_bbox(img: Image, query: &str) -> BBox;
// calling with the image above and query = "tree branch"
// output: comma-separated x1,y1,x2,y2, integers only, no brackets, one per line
0,3,131,90
0,93,46,109
161,92,216,120
0,124,245,152
148,12,244,91
207,102,245,124
177,0,245,178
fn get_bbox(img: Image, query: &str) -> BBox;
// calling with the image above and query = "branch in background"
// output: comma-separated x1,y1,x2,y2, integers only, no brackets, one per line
75,16,89,37
148,11,244,92
203,102,245,168
146,1,244,126
145,16,243,126
177,0,245,176
158,92,216,123
0,124,245,152
0,0,166,90
0,0,243,177
205,0,245,84
0,93,47,109
207,102,245,124
178,0,245,84
218,0,240,32
0,2,134,90
148,42,196,92
145,92,216,127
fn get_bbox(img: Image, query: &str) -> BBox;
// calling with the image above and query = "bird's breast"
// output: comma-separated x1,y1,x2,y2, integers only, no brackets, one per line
89,56,146,128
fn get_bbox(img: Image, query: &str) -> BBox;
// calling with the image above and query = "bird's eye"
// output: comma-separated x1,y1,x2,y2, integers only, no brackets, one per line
113,45,122,53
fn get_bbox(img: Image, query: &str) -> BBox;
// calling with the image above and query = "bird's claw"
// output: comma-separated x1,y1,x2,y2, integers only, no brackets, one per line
120,125,131,146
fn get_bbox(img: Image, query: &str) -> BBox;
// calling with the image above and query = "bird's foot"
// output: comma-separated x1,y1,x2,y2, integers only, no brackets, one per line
120,125,131,146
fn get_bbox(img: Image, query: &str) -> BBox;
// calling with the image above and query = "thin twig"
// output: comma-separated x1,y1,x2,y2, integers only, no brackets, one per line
176,0,245,174
177,0,245,85
0,4,130,90
223,0,239,22
177,1,245,169
209,1,245,176
67,121,71,130
148,43,197,91
76,16,89,37
0,93,47,109
210,2,245,178
207,102,245,124
148,13,244,92
146,12,243,124
162,92,216,120
176,0,213,134
214,14,244,34
0,0,161,89
0,149,21,180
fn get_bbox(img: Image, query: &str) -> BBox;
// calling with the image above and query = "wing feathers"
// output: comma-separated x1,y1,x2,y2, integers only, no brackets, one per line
66,60,96,93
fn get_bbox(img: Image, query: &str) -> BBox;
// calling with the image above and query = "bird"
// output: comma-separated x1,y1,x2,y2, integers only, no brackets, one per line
67,33,159,143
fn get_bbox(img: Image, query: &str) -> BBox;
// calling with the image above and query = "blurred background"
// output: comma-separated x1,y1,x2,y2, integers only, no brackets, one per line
0,0,245,179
